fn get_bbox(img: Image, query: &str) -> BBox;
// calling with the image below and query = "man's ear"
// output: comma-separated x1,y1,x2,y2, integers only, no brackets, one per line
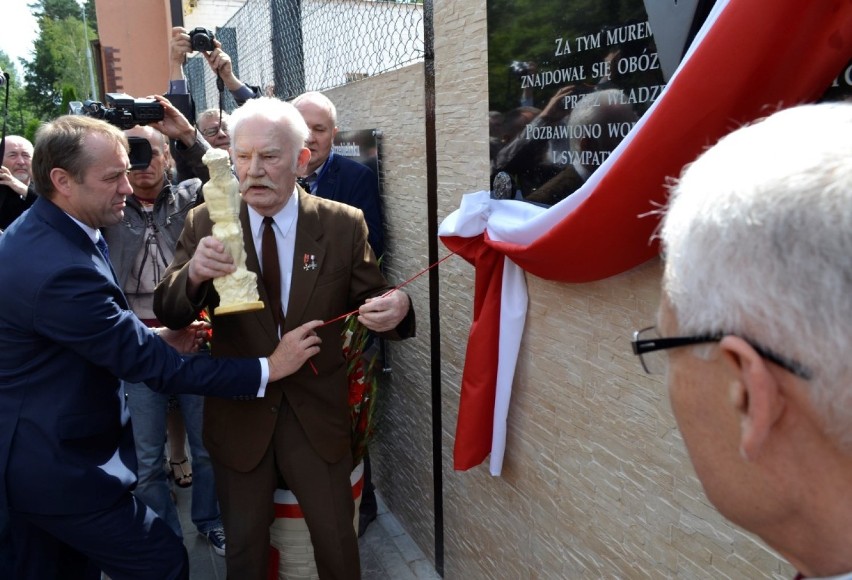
719,335,786,462
49,168,74,199
296,147,311,172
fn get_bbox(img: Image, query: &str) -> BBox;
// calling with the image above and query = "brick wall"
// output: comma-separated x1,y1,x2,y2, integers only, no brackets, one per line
323,1,794,577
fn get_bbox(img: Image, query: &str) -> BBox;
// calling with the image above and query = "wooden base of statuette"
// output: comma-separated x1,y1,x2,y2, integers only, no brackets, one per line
215,301,265,316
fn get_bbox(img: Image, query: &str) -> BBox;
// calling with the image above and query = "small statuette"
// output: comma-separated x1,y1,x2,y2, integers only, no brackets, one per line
203,148,265,316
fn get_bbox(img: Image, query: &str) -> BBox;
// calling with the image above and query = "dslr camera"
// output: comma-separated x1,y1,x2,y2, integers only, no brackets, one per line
189,27,215,52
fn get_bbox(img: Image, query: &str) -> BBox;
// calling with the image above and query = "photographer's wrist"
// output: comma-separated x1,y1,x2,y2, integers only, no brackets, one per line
177,126,197,148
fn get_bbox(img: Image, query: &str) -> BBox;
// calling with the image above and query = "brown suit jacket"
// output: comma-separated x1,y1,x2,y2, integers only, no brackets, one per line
154,188,414,471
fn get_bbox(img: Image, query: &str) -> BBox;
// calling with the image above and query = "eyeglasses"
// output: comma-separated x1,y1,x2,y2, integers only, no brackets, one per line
631,326,812,379
200,124,228,138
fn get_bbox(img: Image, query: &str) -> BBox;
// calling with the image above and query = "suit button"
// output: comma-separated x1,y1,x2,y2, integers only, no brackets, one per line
270,406,278,413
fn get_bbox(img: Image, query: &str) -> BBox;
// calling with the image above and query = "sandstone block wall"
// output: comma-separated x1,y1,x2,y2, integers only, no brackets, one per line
322,1,792,577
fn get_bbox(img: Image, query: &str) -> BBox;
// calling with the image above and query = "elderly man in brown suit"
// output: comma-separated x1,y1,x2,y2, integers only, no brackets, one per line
154,97,414,580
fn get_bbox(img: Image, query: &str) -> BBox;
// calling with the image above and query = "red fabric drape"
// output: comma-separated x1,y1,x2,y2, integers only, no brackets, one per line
441,0,852,471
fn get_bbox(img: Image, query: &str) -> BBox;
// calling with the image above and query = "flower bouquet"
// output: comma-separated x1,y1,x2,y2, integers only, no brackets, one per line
343,314,380,465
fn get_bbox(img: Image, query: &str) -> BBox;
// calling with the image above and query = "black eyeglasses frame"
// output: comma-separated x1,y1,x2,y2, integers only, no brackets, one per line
631,326,813,380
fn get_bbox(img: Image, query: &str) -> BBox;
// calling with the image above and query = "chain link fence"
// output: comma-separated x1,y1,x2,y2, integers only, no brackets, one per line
186,0,424,113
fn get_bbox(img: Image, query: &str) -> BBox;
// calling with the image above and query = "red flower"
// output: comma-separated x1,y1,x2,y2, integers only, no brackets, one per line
343,315,379,464
198,309,213,350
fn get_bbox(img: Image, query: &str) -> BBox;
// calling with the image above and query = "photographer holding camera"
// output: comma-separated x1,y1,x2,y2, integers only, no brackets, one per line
0,136,37,231
167,26,260,116
166,26,260,182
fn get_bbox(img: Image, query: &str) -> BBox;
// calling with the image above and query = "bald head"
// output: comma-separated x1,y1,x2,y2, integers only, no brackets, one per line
3,135,34,185
292,92,338,175
124,125,170,200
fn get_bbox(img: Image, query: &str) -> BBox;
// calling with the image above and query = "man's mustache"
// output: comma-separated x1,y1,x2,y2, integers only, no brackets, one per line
240,179,277,194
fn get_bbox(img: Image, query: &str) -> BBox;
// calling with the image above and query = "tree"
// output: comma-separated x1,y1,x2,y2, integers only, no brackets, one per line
29,0,85,21
23,0,98,120
0,51,40,139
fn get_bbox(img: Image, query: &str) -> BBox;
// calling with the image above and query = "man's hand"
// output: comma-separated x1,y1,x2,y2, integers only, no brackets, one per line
158,320,210,354
0,167,29,198
151,95,196,147
268,320,324,380
187,236,236,294
204,40,243,92
358,290,410,332
541,85,577,122
169,27,191,78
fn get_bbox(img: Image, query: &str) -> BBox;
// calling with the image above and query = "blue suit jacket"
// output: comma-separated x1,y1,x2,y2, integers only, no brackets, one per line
314,154,385,259
0,197,261,516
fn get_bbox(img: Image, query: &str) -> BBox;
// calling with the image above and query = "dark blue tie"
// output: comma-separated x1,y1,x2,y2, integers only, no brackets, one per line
95,236,110,262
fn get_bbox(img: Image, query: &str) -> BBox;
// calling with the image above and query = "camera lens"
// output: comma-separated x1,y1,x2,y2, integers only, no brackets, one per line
190,28,215,52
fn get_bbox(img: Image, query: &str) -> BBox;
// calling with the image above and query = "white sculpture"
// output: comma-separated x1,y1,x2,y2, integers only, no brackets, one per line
203,148,264,315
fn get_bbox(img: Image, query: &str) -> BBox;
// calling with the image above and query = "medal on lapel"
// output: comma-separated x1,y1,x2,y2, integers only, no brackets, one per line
303,254,318,271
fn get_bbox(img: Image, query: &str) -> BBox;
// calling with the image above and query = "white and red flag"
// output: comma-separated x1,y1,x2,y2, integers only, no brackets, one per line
440,0,852,474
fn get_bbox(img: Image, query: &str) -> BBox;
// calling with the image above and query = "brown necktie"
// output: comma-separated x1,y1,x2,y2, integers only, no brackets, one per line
262,216,284,331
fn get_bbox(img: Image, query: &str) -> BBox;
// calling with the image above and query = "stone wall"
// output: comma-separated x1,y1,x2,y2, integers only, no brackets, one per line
324,1,793,577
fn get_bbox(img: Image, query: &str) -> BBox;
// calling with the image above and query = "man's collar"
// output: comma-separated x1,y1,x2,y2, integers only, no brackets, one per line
309,152,333,180
65,213,100,243
247,187,300,236
131,174,171,205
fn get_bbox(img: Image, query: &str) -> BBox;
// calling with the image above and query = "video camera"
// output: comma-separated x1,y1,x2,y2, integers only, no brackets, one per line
68,93,163,170
69,93,164,131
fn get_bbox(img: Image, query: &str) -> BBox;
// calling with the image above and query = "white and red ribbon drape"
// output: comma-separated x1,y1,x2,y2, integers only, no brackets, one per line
439,0,852,475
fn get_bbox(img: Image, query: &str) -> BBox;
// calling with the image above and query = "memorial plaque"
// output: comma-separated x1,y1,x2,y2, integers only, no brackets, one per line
333,129,381,179
488,0,682,205
487,1,851,206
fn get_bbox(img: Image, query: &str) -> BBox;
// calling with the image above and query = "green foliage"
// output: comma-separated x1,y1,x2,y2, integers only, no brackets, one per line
0,52,40,137
23,0,98,120
343,315,380,465
486,0,648,112
29,0,84,21
60,84,79,118
24,119,42,144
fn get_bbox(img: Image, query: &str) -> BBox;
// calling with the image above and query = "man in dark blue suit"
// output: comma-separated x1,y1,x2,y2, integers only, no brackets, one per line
293,92,386,535
292,92,385,259
0,115,323,580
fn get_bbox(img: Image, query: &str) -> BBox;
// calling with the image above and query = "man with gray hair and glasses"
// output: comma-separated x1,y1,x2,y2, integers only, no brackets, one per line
632,101,852,578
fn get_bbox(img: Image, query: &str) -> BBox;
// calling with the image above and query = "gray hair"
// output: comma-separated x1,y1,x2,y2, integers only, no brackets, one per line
660,102,852,448
568,89,637,157
228,97,309,168
197,108,229,126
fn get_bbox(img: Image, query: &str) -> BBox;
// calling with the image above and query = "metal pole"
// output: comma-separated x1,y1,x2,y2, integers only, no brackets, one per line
423,0,444,576
80,1,97,100
170,0,185,27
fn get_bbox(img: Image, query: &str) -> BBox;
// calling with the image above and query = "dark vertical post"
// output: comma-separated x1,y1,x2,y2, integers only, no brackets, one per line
422,0,444,576
269,0,305,99
169,0,184,27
